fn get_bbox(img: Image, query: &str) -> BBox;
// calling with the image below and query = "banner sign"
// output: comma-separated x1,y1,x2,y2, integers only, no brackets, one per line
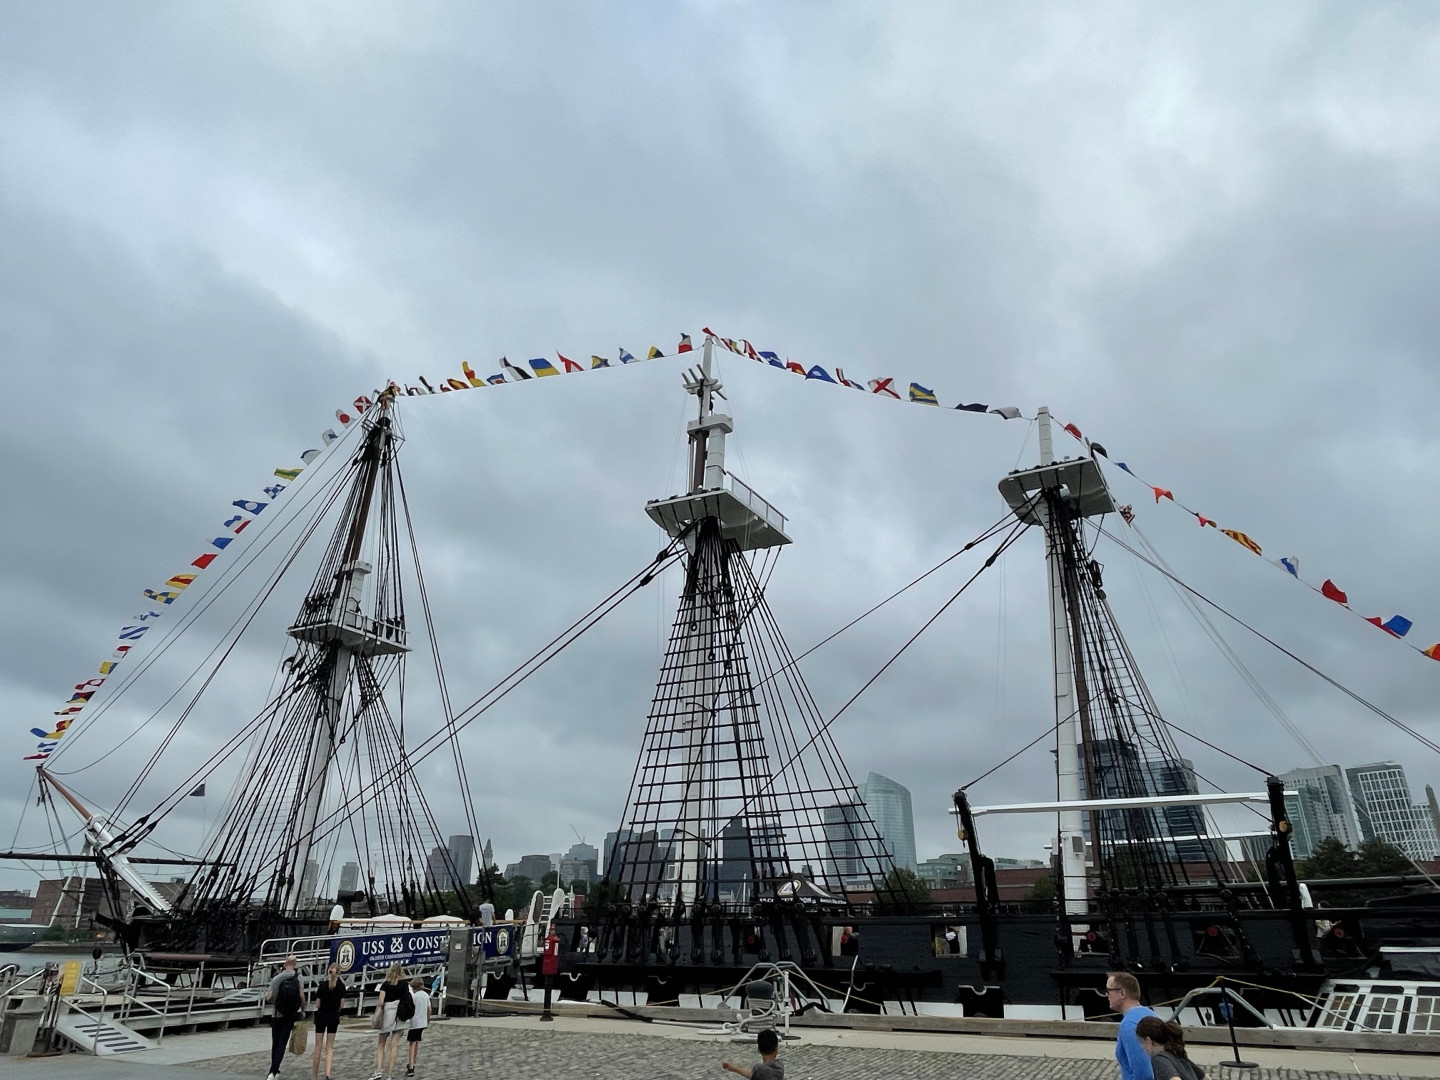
330,925,517,972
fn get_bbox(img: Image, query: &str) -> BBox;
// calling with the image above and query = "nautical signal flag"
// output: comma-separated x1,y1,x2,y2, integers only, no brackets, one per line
143,589,180,605
274,467,302,481
461,361,485,387
558,353,584,373
165,573,197,590
500,358,532,381
868,378,900,399
1221,528,1261,555
647,346,664,359
1365,615,1413,638
1321,579,1348,605
1153,487,1174,504
529,358,560,377
619,348,635,364
677,334,693,353
909,383,939,406
232,500,267,515
1425,644,1440,660
590,355,610,368
805,366,836,383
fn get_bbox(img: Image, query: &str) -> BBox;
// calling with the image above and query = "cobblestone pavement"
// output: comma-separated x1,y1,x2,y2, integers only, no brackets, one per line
192,1023,1432,1080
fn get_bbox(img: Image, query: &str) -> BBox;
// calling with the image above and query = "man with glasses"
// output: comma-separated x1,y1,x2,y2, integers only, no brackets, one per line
1107,971,1156,1080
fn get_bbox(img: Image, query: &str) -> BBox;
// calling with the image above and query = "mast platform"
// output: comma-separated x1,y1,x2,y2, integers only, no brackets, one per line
998,456,1114,524
646,472,791,552
286,610,409,656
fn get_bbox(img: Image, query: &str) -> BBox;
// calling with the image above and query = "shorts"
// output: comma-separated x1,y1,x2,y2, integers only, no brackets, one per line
314,1015,339,1035
407,1028,425,1044
378,1001,407,1035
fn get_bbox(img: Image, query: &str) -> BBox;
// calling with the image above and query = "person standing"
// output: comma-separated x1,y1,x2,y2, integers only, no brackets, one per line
370,964,413,1080
404,976,431,1077
1107,971,1157,1080
311,963,349,1080
265,955,306,1080
721,1028,784,1079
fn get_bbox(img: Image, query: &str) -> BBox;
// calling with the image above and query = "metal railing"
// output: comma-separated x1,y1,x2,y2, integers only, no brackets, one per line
722,472,787,534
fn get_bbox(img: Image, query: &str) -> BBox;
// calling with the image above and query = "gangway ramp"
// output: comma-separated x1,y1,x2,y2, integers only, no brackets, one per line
55,1012,157,1055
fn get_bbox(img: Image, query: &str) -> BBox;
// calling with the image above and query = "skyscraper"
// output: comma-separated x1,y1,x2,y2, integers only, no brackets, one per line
560,842,598,886
300,859,320,902
860,772,916,872
447,835,475,887
1280,765,1362,858
1347,762,1440,859
426,845,453,890
338,861,360,896
823,801,866,882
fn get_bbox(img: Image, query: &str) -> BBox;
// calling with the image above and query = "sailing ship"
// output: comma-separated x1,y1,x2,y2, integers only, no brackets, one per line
550,340,1440,1021
21,393,493,962
10,335,1437,1028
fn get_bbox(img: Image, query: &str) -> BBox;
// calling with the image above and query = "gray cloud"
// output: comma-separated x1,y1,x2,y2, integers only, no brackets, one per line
3,3,1438,894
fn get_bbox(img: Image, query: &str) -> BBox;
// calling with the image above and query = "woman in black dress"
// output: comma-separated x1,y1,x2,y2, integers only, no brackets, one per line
311,963,348,1080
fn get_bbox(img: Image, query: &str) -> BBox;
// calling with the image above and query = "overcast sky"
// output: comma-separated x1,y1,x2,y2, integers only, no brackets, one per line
3,3,1438,897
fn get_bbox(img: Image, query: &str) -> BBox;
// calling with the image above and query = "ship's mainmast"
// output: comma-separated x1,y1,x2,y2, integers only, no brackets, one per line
641,338,790,905
608,336,893,915
999,407,1114,915
277,398,410,915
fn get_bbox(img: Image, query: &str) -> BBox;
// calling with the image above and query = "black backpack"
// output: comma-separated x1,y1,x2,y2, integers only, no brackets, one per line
395,982,415,1022
275,972,303,1018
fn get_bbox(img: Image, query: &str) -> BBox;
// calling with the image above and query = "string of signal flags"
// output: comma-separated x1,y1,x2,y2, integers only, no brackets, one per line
24,330,1435,764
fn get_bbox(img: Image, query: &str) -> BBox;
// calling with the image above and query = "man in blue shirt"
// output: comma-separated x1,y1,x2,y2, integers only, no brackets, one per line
1108,971,1156,1080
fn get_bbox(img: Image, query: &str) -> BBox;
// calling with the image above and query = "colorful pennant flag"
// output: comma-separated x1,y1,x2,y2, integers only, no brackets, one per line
677,334,693,353
274,467,302,481
647,346,664,359
1221,529,1262,556
558,353,584,373
868,378,900,399
909,383,939,406
529,358,560,377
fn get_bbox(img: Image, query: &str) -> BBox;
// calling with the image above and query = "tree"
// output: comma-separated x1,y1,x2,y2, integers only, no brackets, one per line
872,868,932,915
569,879,590,895
1356,838,1412,876
1022,871,1056,913
540,870,560,893
1298,837,1358,880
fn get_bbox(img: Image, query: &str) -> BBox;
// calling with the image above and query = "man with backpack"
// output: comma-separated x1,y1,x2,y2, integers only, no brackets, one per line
266,955,307,1080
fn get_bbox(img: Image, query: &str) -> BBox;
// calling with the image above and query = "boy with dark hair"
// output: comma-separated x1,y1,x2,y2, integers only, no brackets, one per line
722,1028,784,1079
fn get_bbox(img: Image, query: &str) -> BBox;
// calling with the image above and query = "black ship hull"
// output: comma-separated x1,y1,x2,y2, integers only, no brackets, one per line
554,892,1439,1014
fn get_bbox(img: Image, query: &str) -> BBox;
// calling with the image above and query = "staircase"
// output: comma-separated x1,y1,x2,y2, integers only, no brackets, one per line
54,1012,156,1055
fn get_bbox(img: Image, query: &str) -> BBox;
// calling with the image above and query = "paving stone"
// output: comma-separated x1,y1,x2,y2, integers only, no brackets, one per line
190,1023,1434,1080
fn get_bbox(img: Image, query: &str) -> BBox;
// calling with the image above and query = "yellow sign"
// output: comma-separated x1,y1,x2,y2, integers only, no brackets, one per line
59,960,82,995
